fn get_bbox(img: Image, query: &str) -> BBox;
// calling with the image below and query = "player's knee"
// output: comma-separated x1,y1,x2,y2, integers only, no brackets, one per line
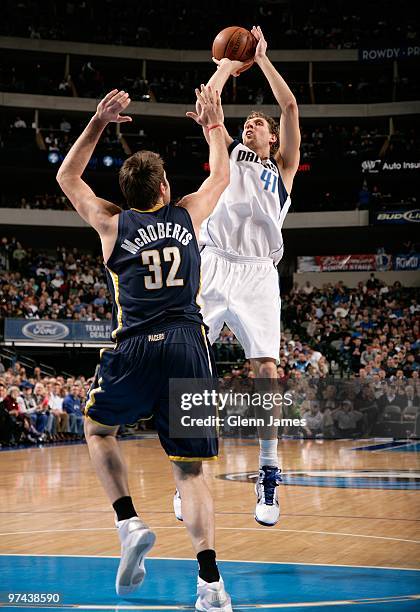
256,360,277,378
172,460,203,480
84,418,118,439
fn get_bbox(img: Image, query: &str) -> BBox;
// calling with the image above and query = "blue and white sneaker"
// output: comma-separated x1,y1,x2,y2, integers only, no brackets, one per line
254,466,282,526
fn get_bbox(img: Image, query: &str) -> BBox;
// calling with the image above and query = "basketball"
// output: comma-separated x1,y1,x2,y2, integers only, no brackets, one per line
212,26,256,62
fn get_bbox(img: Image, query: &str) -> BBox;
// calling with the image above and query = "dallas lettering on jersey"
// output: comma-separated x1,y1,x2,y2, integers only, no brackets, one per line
236,149,278,174
121,222,193,254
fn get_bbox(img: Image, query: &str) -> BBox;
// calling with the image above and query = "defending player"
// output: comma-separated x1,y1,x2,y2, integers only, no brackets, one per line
57,87,233,611
177,26,301,526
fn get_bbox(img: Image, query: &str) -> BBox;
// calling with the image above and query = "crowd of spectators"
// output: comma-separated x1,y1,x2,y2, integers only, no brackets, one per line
41,120,125,159
2,54,418,105
1,0,417,50
0,236,419,446
8,193,71,211
2,352,418,448
214,276,420,385
0,365,87,447
2,117,418,213
5,114,418,164
219,364,420,439
0,239,112,322
281,278,419,379
1,236,418,380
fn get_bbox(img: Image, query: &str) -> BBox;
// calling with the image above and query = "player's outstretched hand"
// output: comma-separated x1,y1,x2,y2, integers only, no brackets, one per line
95,89,132,124
251,25,267,63
212,56,253,77
186,84,224,128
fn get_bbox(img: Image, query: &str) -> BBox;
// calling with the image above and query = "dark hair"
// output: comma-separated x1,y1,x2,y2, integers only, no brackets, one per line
119,151,165,210
245,111,279,155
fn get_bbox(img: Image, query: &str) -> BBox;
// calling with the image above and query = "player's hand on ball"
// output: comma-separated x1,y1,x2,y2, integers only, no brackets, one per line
187,84,223,128
251,25,267,62
212,56,253,77
95,89,132,124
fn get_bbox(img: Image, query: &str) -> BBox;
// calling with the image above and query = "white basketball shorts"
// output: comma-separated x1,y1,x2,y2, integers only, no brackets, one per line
199,247,281,360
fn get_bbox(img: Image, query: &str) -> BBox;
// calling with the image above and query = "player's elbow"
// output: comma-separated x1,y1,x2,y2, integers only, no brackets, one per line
56,168,68,187
56,169,76,194
283,98,299,116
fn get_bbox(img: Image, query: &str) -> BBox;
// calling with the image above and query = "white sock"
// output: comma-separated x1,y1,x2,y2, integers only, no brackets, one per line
259,439,279,468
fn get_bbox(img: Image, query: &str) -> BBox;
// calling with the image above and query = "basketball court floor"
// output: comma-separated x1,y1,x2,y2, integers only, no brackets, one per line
1,437,419,610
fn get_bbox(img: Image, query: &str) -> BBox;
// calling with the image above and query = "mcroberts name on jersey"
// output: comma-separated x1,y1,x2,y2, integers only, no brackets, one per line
121,221,193,254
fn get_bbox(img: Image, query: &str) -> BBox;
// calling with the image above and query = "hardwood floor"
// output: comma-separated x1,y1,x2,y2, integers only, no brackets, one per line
1,438,419,569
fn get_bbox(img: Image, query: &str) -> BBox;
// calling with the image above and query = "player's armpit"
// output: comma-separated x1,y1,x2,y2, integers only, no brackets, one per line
56,174,121,234
178,176,228,233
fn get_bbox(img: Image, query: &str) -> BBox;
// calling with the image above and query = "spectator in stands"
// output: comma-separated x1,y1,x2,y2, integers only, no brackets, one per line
0,381,8,402
2,385,21,417
60,118,71,133
13,116,27,128
401,386,419,419
3,385,39,443
12,242,27,270
301,400,323,437
0,380,21,445
22,384,48,434
63,384,84,439
48,381,69,439
333,400,364,437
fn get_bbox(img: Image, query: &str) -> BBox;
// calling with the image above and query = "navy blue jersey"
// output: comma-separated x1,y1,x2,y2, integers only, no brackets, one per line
105,204,203,342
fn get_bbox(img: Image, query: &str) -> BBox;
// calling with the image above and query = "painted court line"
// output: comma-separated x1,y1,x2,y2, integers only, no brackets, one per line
1,554,420,572
1,594,420,609
1,527,419,545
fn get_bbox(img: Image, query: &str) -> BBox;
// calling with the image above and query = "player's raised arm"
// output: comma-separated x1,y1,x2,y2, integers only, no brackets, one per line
179,85,229,233
186,57,248,147
252,26,301,192
56,90,132,257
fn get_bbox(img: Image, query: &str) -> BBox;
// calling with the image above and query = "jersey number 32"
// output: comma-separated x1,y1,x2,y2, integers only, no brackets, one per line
141,246,184,289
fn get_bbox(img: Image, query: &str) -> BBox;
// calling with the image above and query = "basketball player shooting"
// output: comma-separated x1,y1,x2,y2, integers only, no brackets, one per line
56,87,234,610
177,26,301,527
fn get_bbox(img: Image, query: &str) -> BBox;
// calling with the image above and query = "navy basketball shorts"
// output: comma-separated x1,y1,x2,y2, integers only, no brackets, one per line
85,324,218,462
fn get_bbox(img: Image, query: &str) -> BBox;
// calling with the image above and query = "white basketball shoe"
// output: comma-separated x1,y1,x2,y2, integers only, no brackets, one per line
254,466,282,526
115,516,156,595
195,576,233,612
173,489,183,521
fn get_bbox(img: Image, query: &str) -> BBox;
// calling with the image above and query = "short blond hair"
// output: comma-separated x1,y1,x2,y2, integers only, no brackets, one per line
245,111,279,155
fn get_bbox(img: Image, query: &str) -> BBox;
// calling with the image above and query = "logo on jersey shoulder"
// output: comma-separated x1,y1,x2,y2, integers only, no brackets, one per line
237,149,277,174
148,333,165,342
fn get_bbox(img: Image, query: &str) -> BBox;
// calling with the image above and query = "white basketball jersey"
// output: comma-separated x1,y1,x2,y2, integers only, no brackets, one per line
199,140,291,264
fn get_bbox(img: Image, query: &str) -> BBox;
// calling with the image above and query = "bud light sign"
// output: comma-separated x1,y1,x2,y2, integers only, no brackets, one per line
373,210,420,224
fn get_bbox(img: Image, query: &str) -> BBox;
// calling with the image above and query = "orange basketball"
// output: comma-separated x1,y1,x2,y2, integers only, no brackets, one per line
212,26,256,62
